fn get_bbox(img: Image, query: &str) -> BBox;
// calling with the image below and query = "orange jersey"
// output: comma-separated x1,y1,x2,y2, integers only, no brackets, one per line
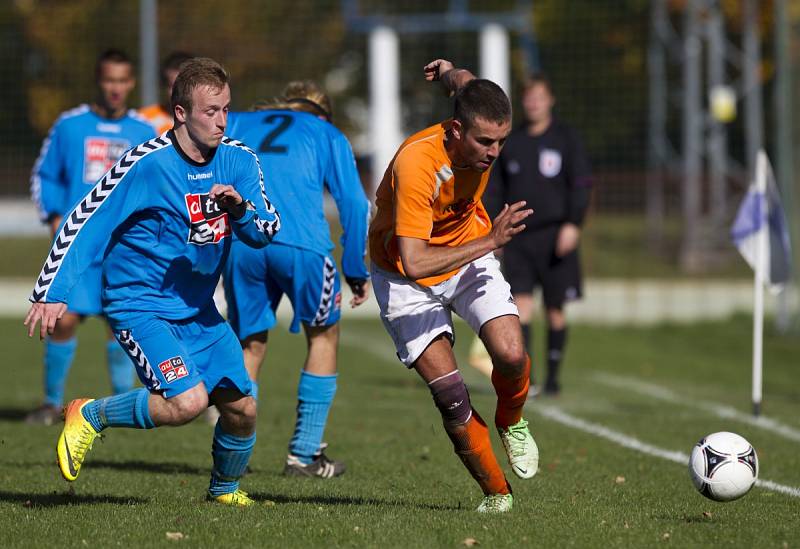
369,120,492,286
138,104,172,135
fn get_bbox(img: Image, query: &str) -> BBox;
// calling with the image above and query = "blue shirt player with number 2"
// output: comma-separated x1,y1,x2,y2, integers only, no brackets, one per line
224,81,370,478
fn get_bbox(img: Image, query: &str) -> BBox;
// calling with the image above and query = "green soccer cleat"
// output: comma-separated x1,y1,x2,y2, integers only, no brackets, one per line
476,493,513,513
56,398,100,482
498,418,539,479
207,489,255,506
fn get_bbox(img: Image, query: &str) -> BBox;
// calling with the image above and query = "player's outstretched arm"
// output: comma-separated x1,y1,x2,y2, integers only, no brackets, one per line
398,201,532,280
24,302,67,340
423,59,475,96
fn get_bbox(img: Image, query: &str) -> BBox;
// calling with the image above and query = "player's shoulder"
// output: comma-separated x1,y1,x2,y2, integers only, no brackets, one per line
52,104,92,129
220,135,259,161
395,121,447,165
124,133,175,168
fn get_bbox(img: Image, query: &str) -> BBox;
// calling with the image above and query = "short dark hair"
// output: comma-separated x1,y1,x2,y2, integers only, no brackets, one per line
453,79,511,129
95,49,133,79
171,57,228,113
523,72,554,95
160,51,194,85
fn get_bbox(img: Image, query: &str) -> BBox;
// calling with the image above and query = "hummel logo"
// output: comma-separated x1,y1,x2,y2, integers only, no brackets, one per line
187,172,213,180
63,437,78,479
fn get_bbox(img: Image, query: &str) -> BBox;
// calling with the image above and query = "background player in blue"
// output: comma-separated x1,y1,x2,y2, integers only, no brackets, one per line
27,49,155,425
24,58,281,506
224,81,370,478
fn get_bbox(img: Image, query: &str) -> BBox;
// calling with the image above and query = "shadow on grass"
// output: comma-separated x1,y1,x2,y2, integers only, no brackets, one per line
90,459,208,476
0,406,34,421
249,491,461,511
0,490,148,508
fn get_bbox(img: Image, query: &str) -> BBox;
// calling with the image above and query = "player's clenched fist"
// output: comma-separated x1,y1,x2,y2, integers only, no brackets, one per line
489,201,533,250
208,184,246,219
423,59,455,81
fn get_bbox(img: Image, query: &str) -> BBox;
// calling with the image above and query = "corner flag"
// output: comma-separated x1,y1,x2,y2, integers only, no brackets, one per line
731,151,792,293
730,150,793,417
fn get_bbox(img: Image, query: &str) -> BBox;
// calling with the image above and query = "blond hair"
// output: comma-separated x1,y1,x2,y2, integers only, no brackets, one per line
171,57,228,113
251,80,331,120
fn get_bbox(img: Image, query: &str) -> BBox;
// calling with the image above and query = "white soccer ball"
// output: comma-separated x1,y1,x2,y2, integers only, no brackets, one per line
689,431,758,502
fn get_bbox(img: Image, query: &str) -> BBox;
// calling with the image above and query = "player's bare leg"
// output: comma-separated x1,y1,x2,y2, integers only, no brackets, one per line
284,324,344,478
207,387,258,505
414,334,512,511
544,306,567,395
480,314,539,479
513,292,539,396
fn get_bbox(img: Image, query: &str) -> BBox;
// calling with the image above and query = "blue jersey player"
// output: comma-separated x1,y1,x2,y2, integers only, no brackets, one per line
25,58,280,506
27,49,155,425
224,81,370,477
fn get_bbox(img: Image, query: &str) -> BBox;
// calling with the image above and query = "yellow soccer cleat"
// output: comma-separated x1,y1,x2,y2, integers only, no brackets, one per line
207,489,255,506
56,398,100,482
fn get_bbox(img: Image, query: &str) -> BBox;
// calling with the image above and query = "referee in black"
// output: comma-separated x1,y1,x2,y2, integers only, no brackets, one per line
484,73,592,396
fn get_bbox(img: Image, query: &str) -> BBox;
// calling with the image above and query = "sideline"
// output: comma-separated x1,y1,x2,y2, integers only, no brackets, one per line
593,372,800,443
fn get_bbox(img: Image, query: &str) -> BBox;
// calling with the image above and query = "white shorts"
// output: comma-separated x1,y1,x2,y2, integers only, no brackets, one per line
371,253,519,367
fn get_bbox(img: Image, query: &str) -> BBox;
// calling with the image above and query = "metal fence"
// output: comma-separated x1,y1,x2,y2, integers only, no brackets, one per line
3,0,799,282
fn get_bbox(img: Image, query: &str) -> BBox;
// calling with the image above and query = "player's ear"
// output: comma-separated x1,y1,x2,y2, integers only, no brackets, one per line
451,118,463,140
174,104,187,124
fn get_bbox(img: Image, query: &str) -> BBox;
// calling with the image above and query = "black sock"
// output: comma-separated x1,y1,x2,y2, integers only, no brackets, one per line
521,323,533,383
546,327,568,390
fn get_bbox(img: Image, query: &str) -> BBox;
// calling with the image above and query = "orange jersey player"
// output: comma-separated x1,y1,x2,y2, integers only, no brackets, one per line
367,59,539,513
139,51,193,135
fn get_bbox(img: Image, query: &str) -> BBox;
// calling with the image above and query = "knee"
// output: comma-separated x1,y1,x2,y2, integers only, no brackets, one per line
168,388,208,425
219,396,257,433
492,344,528,377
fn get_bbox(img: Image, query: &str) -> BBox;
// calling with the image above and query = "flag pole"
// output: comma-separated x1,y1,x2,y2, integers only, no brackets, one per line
751,151,767,417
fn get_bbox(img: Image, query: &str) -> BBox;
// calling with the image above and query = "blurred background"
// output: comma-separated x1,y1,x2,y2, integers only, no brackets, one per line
1,0,799,328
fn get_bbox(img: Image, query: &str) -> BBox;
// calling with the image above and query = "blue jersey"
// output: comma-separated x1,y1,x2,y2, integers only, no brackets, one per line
227,110,369,280
29,132,281,324
31,104,156,222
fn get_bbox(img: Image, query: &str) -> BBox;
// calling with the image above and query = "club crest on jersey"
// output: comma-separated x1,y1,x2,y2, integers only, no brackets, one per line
83,137,130,183
158,356,189,383
539,148,562,178
185,193,231,245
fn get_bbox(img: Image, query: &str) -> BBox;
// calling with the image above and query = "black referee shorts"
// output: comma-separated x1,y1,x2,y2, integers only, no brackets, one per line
502,226,583,309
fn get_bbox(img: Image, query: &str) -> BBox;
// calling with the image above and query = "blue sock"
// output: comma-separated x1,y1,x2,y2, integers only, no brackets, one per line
289,371,337,464
208,423,256,497
80,388,154,432
43,338,77,407
250,381,259,401
106,340,134,394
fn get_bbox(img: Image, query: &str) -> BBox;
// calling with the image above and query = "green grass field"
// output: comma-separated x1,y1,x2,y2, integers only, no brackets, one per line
1,315,798,548
4,213,752,281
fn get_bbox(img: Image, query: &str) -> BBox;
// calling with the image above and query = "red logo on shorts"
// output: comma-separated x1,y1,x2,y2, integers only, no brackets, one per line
158,356,189,383
185,193,231,245
334,291,342,310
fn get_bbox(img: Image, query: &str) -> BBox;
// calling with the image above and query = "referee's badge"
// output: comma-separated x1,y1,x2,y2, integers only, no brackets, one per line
539,148,562,178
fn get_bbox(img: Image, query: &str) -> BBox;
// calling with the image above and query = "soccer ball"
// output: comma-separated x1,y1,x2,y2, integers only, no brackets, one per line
689,431,758,502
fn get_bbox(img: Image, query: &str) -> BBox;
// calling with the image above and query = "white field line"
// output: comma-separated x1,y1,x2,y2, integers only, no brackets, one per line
339,334,800,499
593,372,800,443
536,406,800,499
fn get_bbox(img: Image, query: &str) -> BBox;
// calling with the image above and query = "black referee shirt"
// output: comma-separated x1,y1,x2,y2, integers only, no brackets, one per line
484,118,592,232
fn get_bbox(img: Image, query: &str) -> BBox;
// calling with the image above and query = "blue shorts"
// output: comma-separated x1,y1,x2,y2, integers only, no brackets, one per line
110,307,251,399
67,261,103,316
224,242,341,339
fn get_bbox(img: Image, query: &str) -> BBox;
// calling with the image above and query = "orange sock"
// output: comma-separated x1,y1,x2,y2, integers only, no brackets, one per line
445,409,510,495
491,354,531,429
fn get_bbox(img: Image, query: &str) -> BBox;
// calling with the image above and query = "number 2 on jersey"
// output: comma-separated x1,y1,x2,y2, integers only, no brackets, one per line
259,114,293,154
